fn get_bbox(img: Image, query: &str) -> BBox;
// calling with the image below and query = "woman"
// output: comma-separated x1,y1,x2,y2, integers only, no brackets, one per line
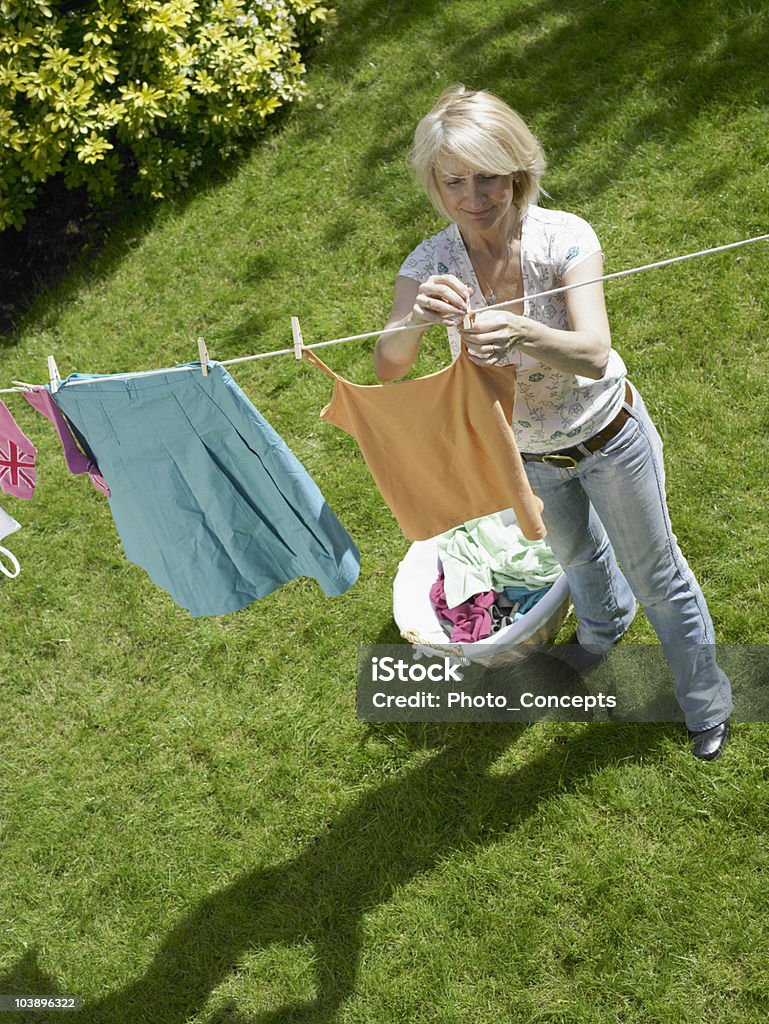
375,84,732,760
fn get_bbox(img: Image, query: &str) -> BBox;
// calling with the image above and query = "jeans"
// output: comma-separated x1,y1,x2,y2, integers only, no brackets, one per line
522,383,732,732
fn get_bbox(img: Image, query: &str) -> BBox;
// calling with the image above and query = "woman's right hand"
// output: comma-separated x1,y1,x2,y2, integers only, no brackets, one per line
375,273,473,381
412,274,473,326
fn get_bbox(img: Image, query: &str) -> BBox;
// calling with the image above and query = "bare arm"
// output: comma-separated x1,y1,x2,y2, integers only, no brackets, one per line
374,273,472,382
461,252,612,379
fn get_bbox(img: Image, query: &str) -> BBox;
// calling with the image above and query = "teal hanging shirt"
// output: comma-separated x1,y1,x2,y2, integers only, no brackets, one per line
52,362,359,616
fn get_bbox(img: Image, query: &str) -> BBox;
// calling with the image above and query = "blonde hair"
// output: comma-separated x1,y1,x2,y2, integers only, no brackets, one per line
411,84,546,220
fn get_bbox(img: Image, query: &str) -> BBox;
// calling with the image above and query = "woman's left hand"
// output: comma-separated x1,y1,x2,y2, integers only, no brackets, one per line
460,309,531,365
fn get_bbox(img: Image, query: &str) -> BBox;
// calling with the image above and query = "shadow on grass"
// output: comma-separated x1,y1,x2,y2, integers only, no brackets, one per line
1,720,669,1023
324,0,768,212
0,143,277,343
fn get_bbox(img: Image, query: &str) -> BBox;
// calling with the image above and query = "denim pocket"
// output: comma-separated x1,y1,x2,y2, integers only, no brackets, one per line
595,412,641,458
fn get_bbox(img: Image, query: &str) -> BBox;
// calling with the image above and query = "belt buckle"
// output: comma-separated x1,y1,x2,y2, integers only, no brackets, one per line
541,453,579,470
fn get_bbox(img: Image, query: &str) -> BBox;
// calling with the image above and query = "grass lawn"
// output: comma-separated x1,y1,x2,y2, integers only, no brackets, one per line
1,0,769,1021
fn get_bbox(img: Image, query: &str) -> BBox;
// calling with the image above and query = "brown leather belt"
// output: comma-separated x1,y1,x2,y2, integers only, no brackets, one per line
521,381,633,470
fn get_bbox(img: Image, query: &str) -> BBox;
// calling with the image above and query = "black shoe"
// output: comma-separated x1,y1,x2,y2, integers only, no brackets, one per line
688,720,730,761
557,635,607,675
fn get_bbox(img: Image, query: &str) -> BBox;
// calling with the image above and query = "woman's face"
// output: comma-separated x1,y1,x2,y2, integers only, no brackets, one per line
436,159,515,233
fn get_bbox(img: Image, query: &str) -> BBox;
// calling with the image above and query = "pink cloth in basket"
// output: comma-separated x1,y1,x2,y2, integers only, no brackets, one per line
429,573,496,643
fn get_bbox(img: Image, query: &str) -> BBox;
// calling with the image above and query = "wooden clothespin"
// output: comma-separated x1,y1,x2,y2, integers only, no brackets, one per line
197,337,210,376
11,381,38,392
462,293,476,331
47,356,61,394
291,316,305,359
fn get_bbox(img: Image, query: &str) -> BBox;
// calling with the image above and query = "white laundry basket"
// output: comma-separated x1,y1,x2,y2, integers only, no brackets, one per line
393,509,572,666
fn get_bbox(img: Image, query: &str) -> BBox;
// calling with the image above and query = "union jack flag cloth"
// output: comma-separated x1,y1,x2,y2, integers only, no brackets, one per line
0,399,37,500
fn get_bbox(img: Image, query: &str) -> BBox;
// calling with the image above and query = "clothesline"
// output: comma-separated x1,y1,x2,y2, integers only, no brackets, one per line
190,231,769,366
2,231,766,394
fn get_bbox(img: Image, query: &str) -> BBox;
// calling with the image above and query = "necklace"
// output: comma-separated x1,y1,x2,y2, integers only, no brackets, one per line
478,248,510,305
471,215,522,305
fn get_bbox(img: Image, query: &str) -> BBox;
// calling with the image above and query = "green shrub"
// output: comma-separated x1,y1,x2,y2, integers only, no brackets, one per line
0,0,331,230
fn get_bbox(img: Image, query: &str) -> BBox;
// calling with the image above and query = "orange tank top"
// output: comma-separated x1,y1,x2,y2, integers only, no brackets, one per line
303,347,545,542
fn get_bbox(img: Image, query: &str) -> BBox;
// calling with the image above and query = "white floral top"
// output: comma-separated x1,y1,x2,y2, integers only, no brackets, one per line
398,205,627,453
